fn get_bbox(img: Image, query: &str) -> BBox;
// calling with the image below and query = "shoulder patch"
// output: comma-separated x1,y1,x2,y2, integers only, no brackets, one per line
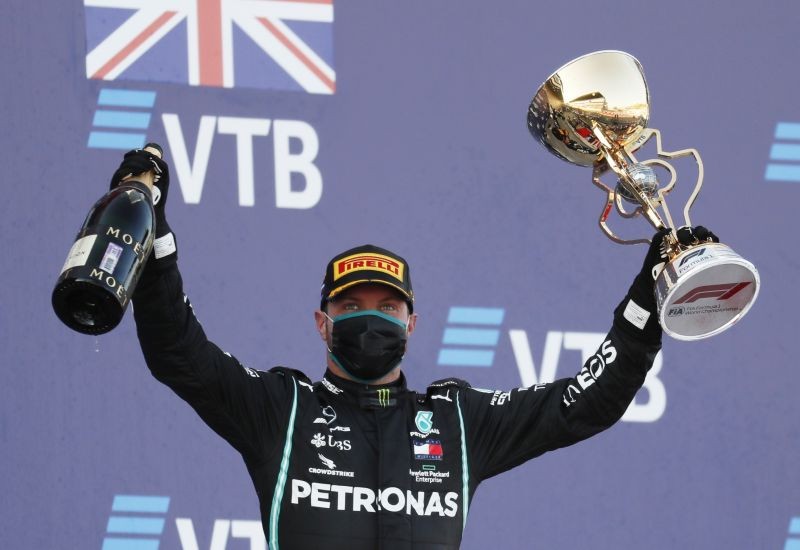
426,377,470,393
268,366,313,385
222,351,262,379
242,365,261,379
416,378,469,404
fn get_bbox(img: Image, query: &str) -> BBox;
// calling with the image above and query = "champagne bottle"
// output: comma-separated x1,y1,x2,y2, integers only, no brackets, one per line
52,146,160,334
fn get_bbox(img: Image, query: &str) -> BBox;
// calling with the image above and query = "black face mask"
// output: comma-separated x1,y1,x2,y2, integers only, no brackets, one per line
326,311,408,383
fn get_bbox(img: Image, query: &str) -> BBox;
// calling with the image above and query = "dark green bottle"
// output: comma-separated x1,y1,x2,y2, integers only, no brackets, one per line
52,179,155,334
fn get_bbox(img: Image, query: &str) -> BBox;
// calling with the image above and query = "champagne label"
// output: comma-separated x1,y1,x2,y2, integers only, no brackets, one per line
99,242,123,274
60,234,97,274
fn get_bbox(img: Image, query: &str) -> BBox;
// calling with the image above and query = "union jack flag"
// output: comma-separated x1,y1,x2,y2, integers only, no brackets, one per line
84,0,335,94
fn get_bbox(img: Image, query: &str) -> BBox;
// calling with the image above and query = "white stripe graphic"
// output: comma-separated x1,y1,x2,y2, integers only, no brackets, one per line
455,391,470,531
85,0,188,8
239,0,333,22
86,8,186,80
232,10,334,94
185,3,199,86
269,377,298,549
221,0,236,87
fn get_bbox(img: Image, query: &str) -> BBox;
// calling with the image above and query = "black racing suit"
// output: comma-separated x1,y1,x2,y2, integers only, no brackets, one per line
133,264,661,549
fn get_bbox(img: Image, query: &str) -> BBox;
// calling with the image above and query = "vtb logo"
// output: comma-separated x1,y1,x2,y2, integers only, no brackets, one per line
765,122,800,182
673,282,752,304
102,494,266,549
86,89,325,209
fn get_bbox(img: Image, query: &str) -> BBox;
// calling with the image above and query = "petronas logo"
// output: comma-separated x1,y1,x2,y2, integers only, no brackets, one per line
377,388,390,407
415,411,433,434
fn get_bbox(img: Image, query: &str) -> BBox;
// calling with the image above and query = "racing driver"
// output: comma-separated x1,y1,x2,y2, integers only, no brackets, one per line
119,146,717,549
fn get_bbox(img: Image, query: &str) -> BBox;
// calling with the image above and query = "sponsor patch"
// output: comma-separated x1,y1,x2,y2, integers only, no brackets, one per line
154,232,176,259
376,388,391,407
290,480,458,517
409,468,450,484
311,433,351,451
242,366,260,378
413,439,443,461
308,467,354,478
430,390,452,402
623,298,650,330
151,185,161,205
415,411,433,434
308,453,355,478
409,427,440,438
562,340,617,407
322,378,343,395
318,453,336,469
489,390,511,406
333,253,404,282
313,406,351,432
322,406,336,422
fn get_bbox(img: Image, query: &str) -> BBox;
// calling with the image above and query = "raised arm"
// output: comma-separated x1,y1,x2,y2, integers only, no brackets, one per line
115,146,292,463
462,229,692,481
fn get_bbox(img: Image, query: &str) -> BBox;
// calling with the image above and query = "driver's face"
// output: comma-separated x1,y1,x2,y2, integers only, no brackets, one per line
314,282,417,345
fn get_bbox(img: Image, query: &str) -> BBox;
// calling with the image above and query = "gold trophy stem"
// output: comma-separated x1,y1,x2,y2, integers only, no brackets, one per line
591,123,667,231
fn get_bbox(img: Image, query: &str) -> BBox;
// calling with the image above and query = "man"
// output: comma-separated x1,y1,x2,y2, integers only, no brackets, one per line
118,146,715,549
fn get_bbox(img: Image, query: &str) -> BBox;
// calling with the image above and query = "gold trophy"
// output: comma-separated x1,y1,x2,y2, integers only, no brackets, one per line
527,50,759,340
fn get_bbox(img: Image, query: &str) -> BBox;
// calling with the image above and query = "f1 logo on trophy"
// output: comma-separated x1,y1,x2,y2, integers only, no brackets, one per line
527,50,759,340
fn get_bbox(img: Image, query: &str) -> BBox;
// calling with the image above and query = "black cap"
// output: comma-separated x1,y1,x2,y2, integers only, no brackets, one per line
321,244,414,312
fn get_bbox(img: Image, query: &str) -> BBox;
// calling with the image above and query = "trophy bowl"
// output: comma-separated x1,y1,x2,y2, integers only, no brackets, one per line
528,50,650,167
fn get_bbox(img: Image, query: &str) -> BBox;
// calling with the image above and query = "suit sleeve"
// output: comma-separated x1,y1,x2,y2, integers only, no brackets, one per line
132,264,292,464
462,322,660,481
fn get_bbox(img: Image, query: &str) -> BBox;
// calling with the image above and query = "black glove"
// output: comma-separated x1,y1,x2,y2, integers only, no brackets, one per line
614,226,719,342
110,143,177,277
674,226,719,248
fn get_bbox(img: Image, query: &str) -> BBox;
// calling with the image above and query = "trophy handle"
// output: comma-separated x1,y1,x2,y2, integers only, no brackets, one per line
590,127,705,249
591,163,651,245
630,128,705,231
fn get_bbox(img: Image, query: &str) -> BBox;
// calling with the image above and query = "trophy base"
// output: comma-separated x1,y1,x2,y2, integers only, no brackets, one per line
655,243,760,340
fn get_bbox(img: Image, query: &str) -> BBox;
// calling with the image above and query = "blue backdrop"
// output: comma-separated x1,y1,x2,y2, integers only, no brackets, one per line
2,1,797,548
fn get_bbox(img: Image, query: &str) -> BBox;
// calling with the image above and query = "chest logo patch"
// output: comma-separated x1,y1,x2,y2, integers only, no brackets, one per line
413,439,443,461
415,411,433,435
